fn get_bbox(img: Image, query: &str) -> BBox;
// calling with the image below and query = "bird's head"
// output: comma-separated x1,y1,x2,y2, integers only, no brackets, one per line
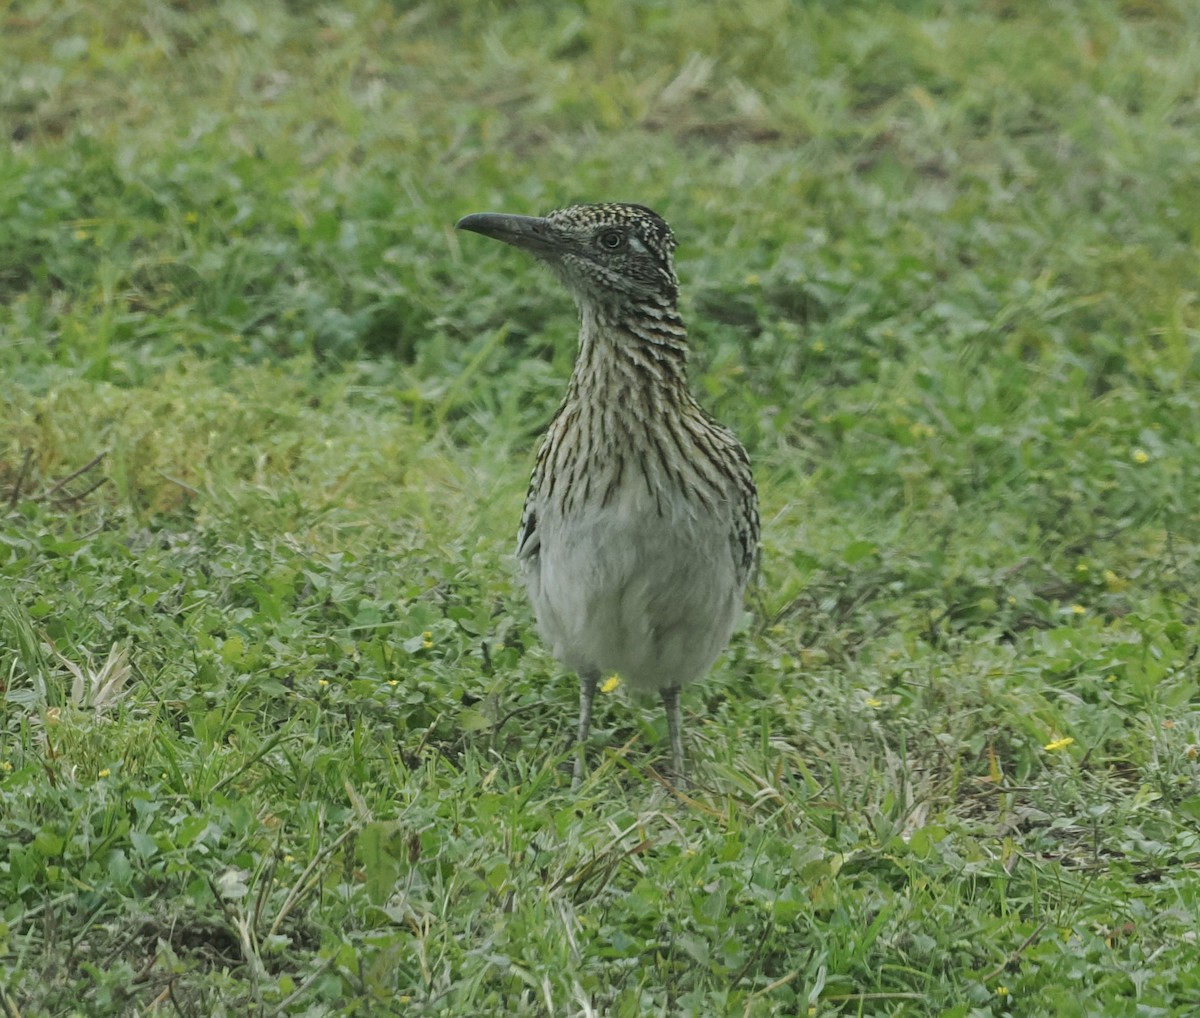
456,202,679,314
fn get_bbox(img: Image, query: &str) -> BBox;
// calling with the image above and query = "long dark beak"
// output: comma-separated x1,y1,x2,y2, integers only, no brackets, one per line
455,213,561,256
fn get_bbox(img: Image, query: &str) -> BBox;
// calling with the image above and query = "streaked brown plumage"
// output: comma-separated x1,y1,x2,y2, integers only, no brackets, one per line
456,203,759,782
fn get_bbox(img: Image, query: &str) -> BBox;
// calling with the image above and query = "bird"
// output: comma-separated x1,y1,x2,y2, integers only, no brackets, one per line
455,202,759,783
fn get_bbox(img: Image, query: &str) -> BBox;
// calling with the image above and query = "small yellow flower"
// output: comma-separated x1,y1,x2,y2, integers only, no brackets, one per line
997,985,1009,997
600,674,620,694
1070,604,1086,615
1131,448,1149,464
422,630,432,640
1103,569,1127,592
98,768,110,778
183,211,199,224
388,679,399,687
45,707,61,727
865,696,883,708
318,678,330,688
1,760,12,773
422,640,433,650
1044,737,1075,752
1075,563,1089,573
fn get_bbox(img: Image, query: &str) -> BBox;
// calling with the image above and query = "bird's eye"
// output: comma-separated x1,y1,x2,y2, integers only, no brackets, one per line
598,230,625,250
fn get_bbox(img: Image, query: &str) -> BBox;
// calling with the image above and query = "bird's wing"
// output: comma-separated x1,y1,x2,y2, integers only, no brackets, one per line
516,489,540,561
728,439,761,589
694,406,760,589
516,418,557,562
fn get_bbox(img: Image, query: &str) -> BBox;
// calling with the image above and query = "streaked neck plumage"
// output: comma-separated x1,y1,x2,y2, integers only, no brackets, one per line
568,294,692,411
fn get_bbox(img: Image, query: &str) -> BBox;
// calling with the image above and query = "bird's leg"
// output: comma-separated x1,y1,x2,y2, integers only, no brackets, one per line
661,685,684,778
572,671,600,788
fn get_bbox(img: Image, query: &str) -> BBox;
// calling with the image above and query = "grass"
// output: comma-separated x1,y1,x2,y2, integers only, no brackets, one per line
2,0,1199,1014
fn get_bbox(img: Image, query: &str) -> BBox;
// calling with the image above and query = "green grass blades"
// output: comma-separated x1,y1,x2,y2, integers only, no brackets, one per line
2,1,1199,1015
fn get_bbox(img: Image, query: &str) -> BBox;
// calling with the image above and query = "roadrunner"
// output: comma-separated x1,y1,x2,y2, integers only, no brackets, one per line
456,203,759,782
